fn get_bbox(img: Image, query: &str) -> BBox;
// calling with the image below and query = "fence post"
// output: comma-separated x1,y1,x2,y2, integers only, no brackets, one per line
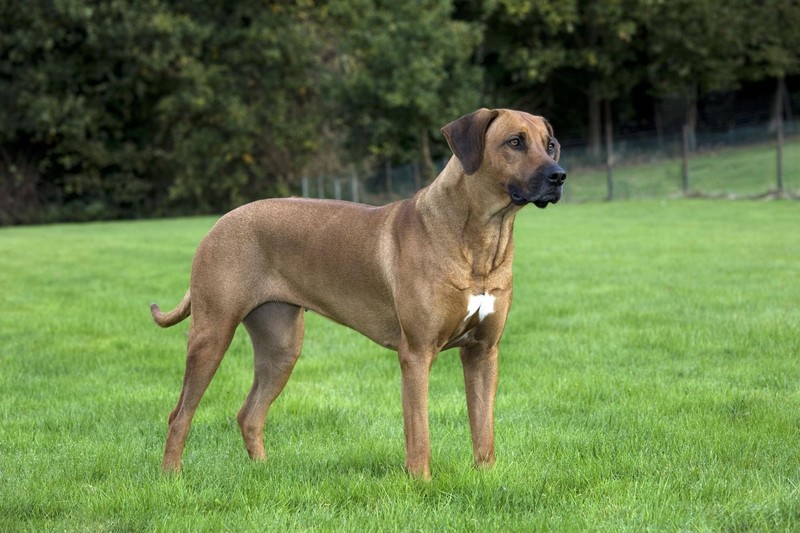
681,124,690,194
604,99,614,201
350,171,359,203
317,176,325,199
413,161,422,191
775,76,785,193
334,177,342,200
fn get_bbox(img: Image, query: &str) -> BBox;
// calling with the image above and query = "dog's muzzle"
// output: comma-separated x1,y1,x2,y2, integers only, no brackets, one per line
508,163,566,208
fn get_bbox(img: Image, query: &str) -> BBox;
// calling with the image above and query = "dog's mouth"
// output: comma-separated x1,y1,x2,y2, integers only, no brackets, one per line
509,186,561,209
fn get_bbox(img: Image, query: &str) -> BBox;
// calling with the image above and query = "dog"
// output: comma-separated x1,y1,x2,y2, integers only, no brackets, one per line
151,108,565,479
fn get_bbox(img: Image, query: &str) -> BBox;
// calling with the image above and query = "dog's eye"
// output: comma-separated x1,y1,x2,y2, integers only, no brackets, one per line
547,141,556,153
507,137,523,149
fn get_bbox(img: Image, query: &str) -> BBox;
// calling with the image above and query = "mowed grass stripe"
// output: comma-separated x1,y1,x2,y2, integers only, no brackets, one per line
0,199,798,530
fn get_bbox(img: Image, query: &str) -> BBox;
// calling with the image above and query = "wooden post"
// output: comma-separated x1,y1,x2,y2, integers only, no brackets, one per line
681,124,690,194
317,176,325,199
604,99,614,201
350,171,359,203
775,76,785,193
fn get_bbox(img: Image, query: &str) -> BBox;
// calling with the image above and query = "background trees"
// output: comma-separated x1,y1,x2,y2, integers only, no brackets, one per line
1,0,798,224
0,0,327,222
641,0,747,150
329,0,482,181
483,0,642,157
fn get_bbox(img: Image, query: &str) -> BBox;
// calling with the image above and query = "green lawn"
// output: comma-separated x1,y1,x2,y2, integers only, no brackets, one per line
1,198,799,530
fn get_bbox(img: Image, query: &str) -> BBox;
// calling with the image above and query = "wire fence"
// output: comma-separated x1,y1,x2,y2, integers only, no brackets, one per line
303,127,798,205
303,94,800,204
560,122,799,203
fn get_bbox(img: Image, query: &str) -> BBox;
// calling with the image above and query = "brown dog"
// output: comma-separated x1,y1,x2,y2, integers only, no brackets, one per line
151,108,565,479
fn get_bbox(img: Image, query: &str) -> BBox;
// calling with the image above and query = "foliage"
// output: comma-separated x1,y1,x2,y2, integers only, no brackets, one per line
0,0,165,222
156,1,328,212
484,0,644,153
0,0,326,222
641,0,747,99
1,0,799,223
329,0,482,175
738,0,800,82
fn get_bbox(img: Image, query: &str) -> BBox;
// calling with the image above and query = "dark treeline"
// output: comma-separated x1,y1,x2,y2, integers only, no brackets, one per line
1,0,798,224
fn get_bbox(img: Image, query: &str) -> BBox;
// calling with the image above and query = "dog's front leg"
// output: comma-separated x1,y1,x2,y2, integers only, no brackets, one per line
460,343,499,469
398,340,435,480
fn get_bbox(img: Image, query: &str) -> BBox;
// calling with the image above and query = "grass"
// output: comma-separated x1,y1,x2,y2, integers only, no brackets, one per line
564,138,800,201
1,192,799,526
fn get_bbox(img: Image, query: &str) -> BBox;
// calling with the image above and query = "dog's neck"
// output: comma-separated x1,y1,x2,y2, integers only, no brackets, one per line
415,156,519,276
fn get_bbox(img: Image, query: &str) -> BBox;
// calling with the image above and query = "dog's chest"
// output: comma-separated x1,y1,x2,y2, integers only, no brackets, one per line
443,292,497,349
464,293,495,322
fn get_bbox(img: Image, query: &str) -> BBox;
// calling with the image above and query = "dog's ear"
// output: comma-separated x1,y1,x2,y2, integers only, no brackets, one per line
441,108,500,175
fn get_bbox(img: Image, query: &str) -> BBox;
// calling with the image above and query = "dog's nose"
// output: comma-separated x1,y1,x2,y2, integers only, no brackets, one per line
548,165,567,185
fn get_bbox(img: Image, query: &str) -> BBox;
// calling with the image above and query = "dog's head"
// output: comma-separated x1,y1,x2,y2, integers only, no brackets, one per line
441,108,565,209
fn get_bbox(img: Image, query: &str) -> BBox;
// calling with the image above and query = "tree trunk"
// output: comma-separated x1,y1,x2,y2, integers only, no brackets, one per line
681,124,690,194
385,160,393,196
654,101,664,150
420,129,435,182
684,83,698,152
585,10,601,162
588,81,602,160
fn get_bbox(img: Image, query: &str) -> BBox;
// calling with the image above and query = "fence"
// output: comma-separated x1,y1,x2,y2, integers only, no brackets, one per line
302,93,800,204
302,128,798,205
560,120,799,203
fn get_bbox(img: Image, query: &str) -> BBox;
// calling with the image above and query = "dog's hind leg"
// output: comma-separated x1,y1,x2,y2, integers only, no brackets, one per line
162,316,238,472
237,302,305,461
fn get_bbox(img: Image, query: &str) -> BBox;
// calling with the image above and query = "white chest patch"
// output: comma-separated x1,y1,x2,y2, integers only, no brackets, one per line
465,293,496,323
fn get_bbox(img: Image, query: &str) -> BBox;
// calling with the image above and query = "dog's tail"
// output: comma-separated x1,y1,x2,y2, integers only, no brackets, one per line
150,290,191,328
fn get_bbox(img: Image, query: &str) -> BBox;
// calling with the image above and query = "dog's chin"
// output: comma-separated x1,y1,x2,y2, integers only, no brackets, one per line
533,194,560,208
509,190,561,208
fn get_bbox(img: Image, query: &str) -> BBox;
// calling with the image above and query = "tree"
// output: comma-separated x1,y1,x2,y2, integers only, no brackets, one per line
328,0,483,183
0,0,328,222
148,0,328,211
476,0,570,114
482,0,643,160
642,0,747,150
740,0,800,192
0,0,174,222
